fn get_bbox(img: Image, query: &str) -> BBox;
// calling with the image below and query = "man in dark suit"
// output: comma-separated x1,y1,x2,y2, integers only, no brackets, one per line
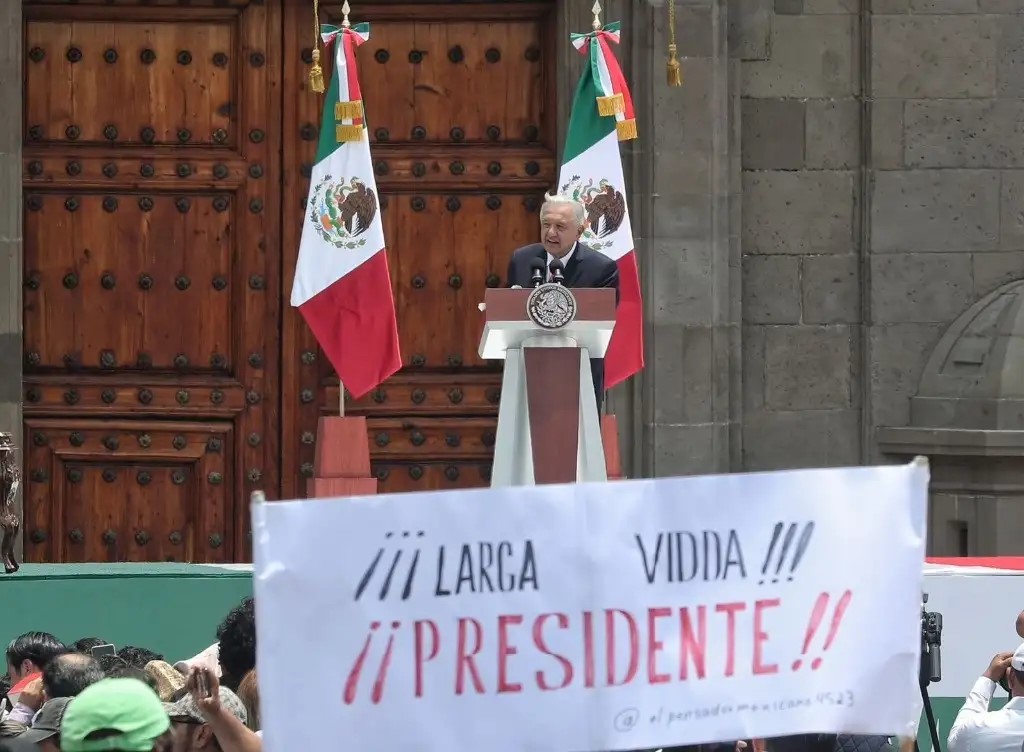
506,193,620,411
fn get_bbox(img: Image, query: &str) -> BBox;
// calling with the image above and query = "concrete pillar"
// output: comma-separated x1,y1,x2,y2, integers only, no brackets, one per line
0,1,23,556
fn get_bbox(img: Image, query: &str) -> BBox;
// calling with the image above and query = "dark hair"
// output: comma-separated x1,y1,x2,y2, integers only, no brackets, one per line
97,653,129,676
5,632,66,672
43,652,104,698
72,637,107,654
116,646,163,669
79,728,173,752
216,597,256,690
107,664,158,692
0,675,9,697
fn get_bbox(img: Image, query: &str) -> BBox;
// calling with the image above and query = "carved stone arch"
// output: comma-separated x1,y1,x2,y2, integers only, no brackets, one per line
910,279,1024,430
878,279,1024,556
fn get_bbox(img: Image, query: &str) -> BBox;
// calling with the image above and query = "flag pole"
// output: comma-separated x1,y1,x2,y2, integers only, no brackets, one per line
592,0,602,29
337,0,351,420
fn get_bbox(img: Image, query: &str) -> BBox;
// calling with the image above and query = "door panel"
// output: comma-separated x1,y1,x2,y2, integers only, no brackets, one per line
22,0,280,563
281,1,557,497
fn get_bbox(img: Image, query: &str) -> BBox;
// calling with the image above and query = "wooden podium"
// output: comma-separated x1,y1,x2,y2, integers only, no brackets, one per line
479,285,617,486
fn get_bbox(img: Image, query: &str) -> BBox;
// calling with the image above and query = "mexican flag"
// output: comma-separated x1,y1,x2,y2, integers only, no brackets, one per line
290,23,401,399
560,22,644,390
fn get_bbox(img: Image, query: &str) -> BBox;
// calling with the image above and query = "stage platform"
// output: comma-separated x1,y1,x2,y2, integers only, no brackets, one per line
0,563,253,663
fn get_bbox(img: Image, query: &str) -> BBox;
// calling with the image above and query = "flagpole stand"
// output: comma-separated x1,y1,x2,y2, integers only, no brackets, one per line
601,415,625,480
306,380,379,499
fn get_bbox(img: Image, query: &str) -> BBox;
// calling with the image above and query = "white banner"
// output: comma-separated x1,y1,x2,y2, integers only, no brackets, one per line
253,463,928,752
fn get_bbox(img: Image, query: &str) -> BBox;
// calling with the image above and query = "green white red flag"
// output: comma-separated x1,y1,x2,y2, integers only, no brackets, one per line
290,23,401,399
562,21,643,389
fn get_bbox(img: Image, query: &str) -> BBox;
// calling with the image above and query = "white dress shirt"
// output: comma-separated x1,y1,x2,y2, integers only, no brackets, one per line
546,242,577,281
947,677,1024,752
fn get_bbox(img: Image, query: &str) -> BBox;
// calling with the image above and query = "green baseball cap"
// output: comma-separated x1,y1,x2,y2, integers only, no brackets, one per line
60,677,170,752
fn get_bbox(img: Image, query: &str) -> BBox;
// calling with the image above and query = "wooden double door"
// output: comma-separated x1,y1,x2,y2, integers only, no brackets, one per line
20,0,558,564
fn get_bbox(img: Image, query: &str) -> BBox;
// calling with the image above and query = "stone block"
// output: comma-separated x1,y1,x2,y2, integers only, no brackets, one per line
764,325,853,410
650,324,715,425
999,19,1024,96
870,252,973,323
743,324,766,411
0,333,19,402
806,99,860,169
999,171,1024,249
905,99,1024,168
649,240,715,326
0,156,21,243
982,0,1024,13
742,16,856,98
742,409,861,470
743,255,801,323
871,100,905,169
775,0,804,13
0,240,19,336
804,0,858,13
871,170,999,252
729,0,772,60
743,171,855,254
972,251,1024,296
871,17,997,98
873,0,911,14
679,5,715,59
650,422,732,476
869,322,946,427
910,0,978,13
651,194,712,242
741,98,806,170
802,254,860,324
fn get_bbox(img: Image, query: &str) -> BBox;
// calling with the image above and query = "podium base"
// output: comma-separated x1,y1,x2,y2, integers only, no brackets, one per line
307,416,377,499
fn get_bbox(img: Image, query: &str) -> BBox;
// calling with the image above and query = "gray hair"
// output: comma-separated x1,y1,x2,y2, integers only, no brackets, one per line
541,192,585,228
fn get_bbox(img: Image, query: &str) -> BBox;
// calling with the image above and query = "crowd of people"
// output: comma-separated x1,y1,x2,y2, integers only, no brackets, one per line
0,598,262,752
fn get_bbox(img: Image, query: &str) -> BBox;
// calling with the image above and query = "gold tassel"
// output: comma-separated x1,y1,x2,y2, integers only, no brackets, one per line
667,0,682,87
309,48,325,93
335,100,364,120
667,43,682,87
596,93,624,117
336,124,364,143
616,119,638,141
309,0,325,94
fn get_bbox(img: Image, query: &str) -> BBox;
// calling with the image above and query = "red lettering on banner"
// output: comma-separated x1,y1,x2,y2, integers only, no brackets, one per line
413,620,439,698
605,609,640,686
532,613,574,691
455,618,485,695
497,614,523,693
339,593,857,705
680,605,707,680
714,601,746,677
753,599,780,675
647,607,672,684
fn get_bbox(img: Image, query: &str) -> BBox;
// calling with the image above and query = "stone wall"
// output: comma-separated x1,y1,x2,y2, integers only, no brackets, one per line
0,1,22,555
733,0,1024,475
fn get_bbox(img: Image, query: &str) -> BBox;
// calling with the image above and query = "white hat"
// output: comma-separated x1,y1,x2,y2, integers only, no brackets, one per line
1010,643,1024,672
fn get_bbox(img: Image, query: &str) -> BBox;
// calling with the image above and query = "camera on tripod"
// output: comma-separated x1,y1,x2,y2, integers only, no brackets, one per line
916,593,943,752
921,592,943,686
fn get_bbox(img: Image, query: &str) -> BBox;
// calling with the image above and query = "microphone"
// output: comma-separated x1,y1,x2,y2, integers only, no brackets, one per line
529,258,546,288
548,258,565,285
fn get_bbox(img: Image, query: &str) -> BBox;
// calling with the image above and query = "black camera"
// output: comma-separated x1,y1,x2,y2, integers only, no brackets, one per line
921,592,943,686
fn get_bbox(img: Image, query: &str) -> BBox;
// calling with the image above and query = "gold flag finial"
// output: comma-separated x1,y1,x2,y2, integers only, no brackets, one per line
342,0,352,28
591,0,602,30
309,0,325,93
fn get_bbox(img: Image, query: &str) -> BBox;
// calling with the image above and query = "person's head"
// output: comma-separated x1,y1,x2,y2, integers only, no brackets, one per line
108,664,159,693
1016,610,1024,639
43,652,104,699
164,685,247,752
98,653,130,677
1009,644,1024,697
539,192,585,258
60,677,172,752
72,638,108,655
15,696,71,752
117,647,164,669
235,670,260,732
5,632,65,683
215,598,256,691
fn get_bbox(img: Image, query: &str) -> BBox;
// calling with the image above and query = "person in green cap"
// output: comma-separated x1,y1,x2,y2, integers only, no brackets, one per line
60,677,172,752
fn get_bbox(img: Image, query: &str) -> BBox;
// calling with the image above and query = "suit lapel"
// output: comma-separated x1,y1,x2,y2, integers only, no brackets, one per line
563,243,587,285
